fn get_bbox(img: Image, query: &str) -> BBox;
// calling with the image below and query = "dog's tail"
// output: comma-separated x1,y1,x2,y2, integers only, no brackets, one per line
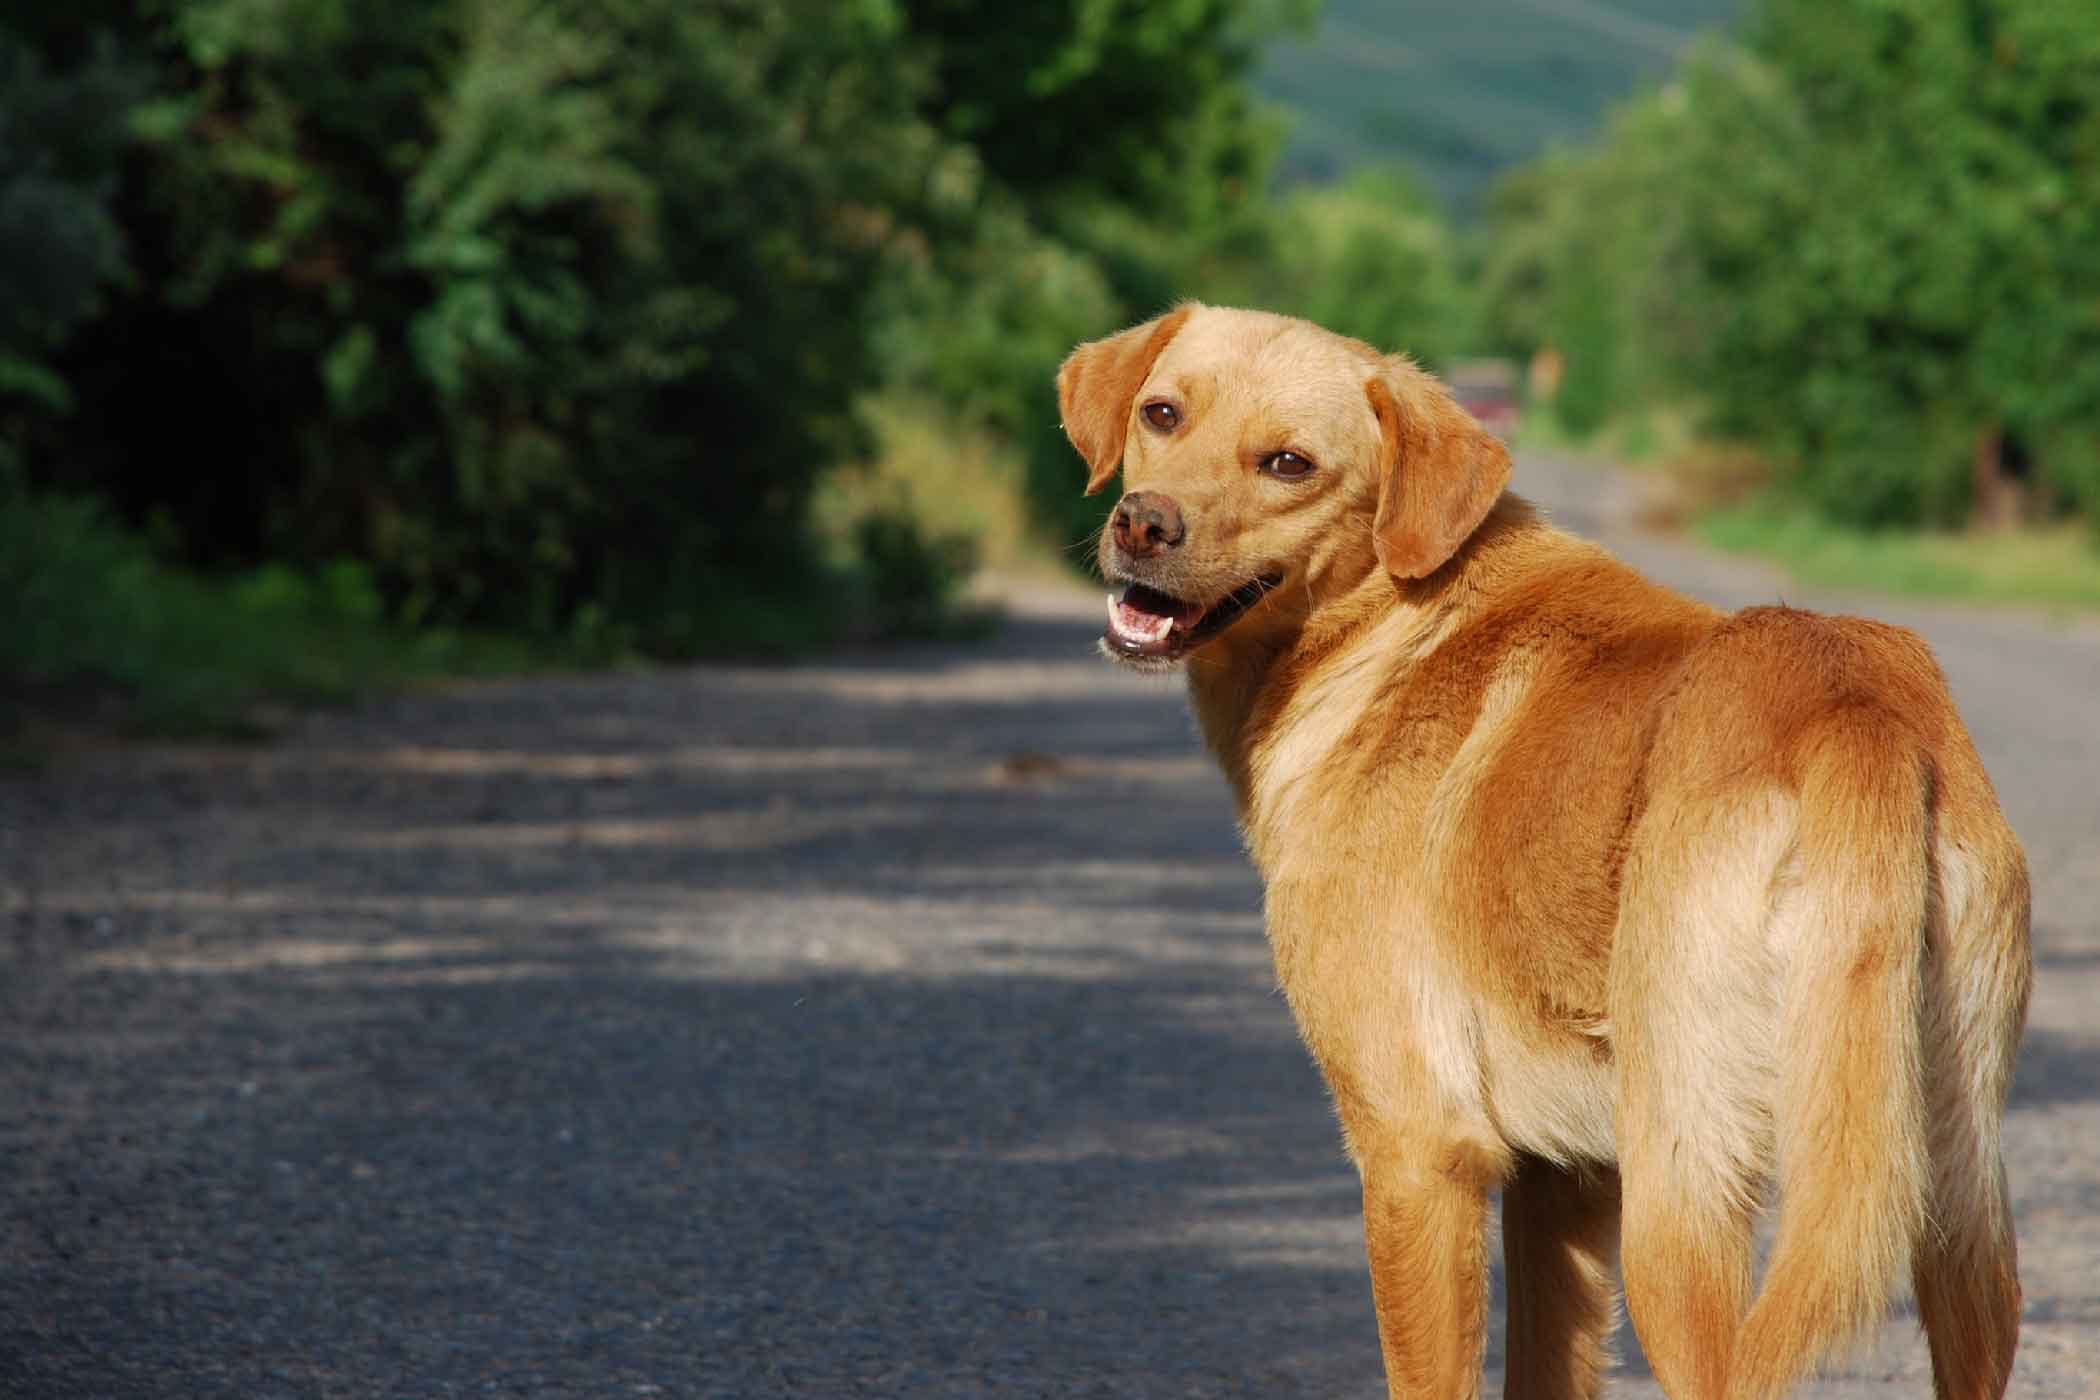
1728,713,1935,1398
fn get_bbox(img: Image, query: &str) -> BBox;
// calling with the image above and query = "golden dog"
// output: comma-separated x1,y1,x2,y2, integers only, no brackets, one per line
1059,305,2031,1400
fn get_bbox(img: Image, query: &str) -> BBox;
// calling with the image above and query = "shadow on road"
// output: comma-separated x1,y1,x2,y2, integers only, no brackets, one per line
2013,1026,2100,1111
4,957,1384,1395
2,604,1394,1397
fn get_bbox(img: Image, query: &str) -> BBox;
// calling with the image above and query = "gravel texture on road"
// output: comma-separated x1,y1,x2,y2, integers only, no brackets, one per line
4,454,2096,1398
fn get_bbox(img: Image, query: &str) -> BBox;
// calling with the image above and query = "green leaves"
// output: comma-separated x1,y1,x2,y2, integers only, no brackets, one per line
1486,0,2100,529
4,0,958,645
0,33,141,392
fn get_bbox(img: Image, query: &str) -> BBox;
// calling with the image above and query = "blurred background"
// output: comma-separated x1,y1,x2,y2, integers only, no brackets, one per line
7,0,2100,735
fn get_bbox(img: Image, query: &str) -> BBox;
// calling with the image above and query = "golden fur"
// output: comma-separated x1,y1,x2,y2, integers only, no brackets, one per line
1059,305,2032,1399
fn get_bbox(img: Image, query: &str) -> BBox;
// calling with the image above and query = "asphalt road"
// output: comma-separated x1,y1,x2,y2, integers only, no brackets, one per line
3,453,2096,1398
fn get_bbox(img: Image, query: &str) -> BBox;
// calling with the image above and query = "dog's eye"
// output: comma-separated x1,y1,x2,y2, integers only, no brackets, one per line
1141,401,1181,432
1262,451,1315,480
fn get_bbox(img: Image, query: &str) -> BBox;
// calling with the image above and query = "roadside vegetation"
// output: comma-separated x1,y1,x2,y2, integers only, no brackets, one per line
0,487,550,741
0,1,1321,735
1478,0,2100,549
5,0,2098,743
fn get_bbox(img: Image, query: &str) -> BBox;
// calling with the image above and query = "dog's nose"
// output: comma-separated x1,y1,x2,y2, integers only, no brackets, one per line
1112,491,1185,558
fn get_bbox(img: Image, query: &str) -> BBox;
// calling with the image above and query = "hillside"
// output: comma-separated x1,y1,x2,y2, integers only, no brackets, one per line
1257,0,1745,213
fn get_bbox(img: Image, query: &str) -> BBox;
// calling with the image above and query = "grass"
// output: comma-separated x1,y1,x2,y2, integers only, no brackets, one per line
1,485,573,752
1700,499,2100,613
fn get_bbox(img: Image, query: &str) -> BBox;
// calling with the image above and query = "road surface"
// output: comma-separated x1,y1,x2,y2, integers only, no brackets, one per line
4,454,2095,1397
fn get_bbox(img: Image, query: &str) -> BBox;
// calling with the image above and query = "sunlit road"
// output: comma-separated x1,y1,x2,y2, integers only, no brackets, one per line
4,454,2095,1397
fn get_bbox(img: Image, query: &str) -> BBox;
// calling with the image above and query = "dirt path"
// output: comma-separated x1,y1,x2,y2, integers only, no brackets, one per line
3,454,2095,1398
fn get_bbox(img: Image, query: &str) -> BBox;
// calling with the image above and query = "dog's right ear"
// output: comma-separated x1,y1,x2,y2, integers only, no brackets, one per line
1057,305,1196,495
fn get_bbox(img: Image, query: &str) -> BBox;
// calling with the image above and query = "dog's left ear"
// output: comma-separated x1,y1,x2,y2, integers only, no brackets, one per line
1365,359,1512,579
1057,304,1196,495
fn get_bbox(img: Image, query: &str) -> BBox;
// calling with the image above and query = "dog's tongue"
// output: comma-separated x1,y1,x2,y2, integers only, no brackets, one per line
1107,583,1206,644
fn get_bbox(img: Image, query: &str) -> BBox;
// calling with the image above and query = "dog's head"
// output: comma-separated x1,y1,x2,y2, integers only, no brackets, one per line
1059,303,1511,667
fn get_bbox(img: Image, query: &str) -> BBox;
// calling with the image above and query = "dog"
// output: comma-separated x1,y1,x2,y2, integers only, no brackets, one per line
1059,304,2031,1400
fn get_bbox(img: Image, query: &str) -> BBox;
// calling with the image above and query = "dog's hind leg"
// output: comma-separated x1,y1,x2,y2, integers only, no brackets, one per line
1913,1159,2020,1400
1611,784,1792,1400
1911,829,2029,1400
1501,1157,1621,1400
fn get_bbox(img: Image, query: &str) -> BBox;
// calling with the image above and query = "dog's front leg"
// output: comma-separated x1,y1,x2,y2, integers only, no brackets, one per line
1352,1129,1502,1400
1268,882,1505,1396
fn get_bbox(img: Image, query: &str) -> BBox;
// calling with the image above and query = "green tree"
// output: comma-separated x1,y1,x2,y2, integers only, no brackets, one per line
901,0,1313,232
1487,0,2100,530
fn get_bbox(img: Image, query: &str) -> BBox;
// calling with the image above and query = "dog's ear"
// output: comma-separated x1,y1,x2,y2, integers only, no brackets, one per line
1057,305,1196,495
1365,359,1512,579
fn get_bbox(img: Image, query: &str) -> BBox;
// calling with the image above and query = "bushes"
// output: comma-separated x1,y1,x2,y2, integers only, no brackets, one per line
12,0,946,649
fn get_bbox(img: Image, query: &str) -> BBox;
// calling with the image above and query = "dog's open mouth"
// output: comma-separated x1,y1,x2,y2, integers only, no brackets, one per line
1103,576,1280,661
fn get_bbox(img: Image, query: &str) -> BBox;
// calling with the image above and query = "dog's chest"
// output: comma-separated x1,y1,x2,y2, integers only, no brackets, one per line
1231,613,1463,855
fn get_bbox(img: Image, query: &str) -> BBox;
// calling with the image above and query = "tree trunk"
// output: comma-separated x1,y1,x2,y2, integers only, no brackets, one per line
1972,425,2021,532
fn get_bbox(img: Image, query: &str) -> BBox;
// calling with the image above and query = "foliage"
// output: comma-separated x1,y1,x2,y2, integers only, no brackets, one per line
876,0,1326,556
6,0,1354,685
851,507,983,640
903,0,1315,234
0,31,143,421
1482,0,2100,531
817,394,1061,583
867,191,1124,564
1260,167,1472,361
0,454,991,739
15,0,946,652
